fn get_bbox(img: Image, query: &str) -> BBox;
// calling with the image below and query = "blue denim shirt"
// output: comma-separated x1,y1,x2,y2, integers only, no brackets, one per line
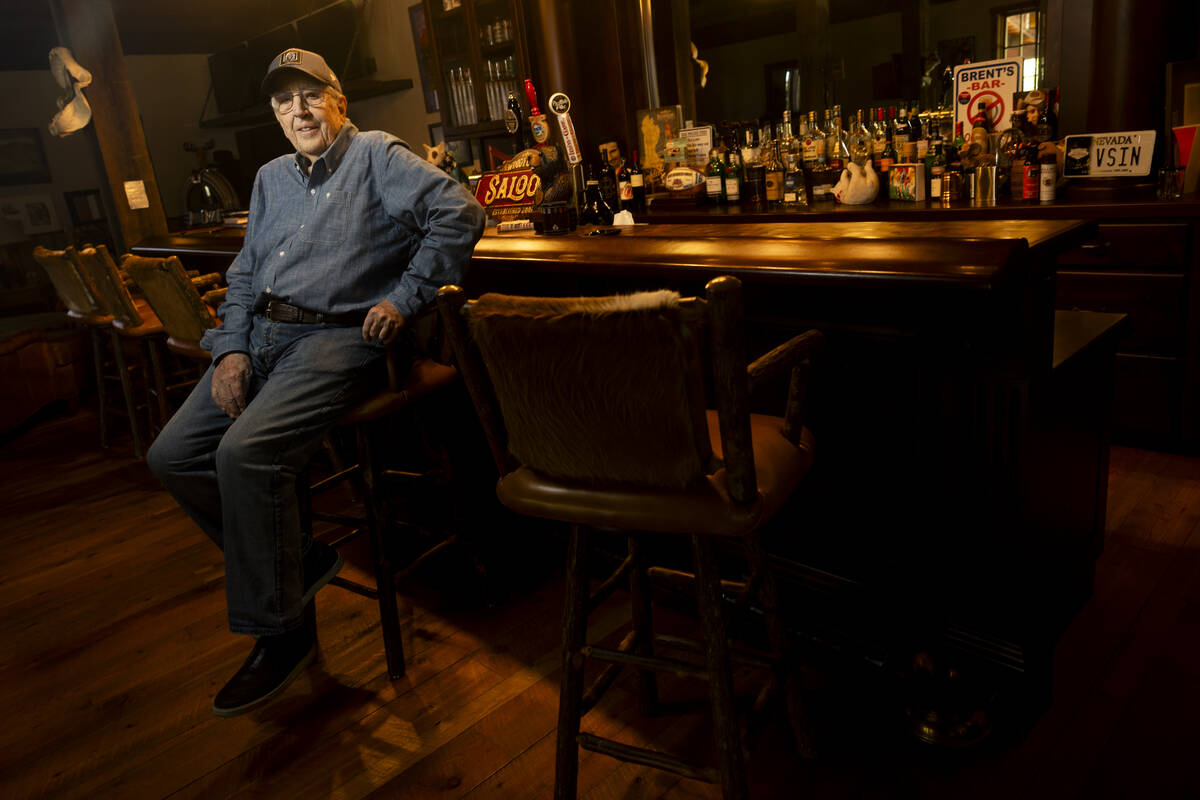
201,123,485,362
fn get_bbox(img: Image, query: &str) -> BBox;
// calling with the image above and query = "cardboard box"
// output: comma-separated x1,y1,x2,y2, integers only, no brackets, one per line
889,162,926,201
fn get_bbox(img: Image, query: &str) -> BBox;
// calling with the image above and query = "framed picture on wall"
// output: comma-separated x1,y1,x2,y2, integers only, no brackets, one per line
0,129,52,186
409,3,440,114
0,194,60,235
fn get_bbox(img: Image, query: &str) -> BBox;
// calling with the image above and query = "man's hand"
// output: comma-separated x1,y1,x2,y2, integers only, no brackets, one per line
212,353,252,418
362,300,406,344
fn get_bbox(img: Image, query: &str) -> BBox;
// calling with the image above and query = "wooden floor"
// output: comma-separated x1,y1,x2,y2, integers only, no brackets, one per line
2,408,1199,799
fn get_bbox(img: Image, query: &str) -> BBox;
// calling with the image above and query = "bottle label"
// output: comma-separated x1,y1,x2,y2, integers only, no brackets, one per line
1039,163,1056,202
725,176,740,201
765,171,783,201
930,175,942,197
1022,165,1040,200
880,157,894,173
630,173,644,188
706,176,722,196
619,180,633,201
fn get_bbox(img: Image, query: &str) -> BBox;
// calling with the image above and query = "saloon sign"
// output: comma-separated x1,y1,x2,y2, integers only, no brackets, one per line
474,168,541,220
952,58,1021,135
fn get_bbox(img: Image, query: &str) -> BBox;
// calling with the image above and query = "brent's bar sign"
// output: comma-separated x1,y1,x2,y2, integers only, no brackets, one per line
1063,130,1156,178
474,168,541,220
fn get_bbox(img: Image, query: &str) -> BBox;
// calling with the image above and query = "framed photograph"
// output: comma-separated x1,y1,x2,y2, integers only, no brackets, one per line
409,3,440,114
428,122,444,146
0,194,60,235
64,189,105,226
0,128,51,186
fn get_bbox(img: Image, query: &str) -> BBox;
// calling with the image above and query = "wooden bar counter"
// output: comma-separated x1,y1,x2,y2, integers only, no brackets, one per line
469,219,1122,729
135,217,1126,728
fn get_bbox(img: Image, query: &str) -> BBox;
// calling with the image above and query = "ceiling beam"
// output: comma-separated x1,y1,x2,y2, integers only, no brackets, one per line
49,0,168,250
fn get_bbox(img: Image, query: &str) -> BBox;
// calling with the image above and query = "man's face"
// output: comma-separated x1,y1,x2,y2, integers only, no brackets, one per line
269,76,347,159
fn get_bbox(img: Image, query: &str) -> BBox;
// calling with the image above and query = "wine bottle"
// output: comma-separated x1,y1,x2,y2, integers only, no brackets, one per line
627,149,646,212
705,148,726,205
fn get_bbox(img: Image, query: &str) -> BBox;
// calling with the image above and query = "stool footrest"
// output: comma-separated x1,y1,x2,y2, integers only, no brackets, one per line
581,645,709,681
587,553,634,613
330,575,378,599
646,566,747,600
582,630,640,712
655,633,776,669
577,733,719,783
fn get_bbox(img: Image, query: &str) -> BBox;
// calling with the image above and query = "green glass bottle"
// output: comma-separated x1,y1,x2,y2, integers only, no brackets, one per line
705,148,726,205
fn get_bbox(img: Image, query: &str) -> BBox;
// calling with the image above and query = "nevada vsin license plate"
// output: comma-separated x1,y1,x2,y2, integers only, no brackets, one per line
1064,130,1156,178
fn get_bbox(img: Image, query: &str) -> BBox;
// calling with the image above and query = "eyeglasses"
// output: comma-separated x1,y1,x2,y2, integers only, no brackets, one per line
270,88,329,114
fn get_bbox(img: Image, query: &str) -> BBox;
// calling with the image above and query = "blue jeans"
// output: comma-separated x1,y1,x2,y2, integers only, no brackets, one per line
147,318,386,636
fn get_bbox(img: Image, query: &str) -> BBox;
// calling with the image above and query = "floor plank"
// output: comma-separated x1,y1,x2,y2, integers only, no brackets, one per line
3,410,1200,799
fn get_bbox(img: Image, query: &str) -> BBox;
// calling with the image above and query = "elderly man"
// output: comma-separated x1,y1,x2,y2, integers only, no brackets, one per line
147,48,485,716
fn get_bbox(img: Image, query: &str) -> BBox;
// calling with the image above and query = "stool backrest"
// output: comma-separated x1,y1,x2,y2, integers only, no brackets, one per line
76,245,143,327
32,245,103,317
122,254,218,345
439,281,756,493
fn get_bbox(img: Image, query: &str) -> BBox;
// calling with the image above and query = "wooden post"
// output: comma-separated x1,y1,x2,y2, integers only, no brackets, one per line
49,0,169,252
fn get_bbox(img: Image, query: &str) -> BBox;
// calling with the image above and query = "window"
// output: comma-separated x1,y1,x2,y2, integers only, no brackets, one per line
998,9,1042,92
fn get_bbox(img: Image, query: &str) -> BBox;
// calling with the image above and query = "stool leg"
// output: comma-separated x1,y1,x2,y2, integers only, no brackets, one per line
554,523,590,800
358,420,407,680
692,534,748,800
746,531,814,758
89,327,109,449
110,329,143,458
627,534,658,715
145,337,169,434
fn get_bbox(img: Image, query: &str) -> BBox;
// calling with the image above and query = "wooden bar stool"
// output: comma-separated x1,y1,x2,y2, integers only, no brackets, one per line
438,277,824,799
32,245,147,455
297,346,460,680
75,245,168,453
122,253,225,412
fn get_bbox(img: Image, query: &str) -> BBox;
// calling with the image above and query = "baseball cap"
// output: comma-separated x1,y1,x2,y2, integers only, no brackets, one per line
261,48,342,95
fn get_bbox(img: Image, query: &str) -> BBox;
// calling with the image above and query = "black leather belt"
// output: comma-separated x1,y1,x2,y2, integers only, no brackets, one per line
261,300,366,326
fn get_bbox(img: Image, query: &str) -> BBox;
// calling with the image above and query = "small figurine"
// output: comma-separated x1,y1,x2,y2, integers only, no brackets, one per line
832,159,880,204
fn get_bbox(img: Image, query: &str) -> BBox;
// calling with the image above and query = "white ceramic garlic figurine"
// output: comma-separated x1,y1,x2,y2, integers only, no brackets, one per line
832,159,880,205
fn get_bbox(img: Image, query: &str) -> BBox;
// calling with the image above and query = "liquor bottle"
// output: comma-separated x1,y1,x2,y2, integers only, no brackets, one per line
827,110,847,173
627,149,647,212
762,137,784,207
849,109,871,164
724,147,743,205
1039,145,1057,202
872,108,887,171
1021,144,1040,201
616,156,632,210
880,131,897,178
893,107,911,154
802,111,823,170
580,163,614,225
998,119,1025,197
782,144,807,208
909,105,922,146
823,108,838,166
953,121,966,150
971,101,993,153
928,139,946,199
781,110,801,169
705,148,726,204
597,147,619,210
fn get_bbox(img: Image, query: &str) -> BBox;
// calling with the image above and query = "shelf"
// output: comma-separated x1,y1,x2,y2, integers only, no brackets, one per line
199,77,414,129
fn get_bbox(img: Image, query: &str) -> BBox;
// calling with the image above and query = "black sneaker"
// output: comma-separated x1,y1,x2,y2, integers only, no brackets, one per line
302,540,343,606
212,613,316,717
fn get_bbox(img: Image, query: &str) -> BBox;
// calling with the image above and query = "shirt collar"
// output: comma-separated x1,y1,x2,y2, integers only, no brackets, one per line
293,121,358,176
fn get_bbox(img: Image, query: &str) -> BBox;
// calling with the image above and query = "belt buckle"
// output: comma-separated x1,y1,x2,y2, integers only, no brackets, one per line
267,301,299,323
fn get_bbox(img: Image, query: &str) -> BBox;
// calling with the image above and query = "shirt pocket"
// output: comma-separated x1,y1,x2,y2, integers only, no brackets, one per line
300,189,352,246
